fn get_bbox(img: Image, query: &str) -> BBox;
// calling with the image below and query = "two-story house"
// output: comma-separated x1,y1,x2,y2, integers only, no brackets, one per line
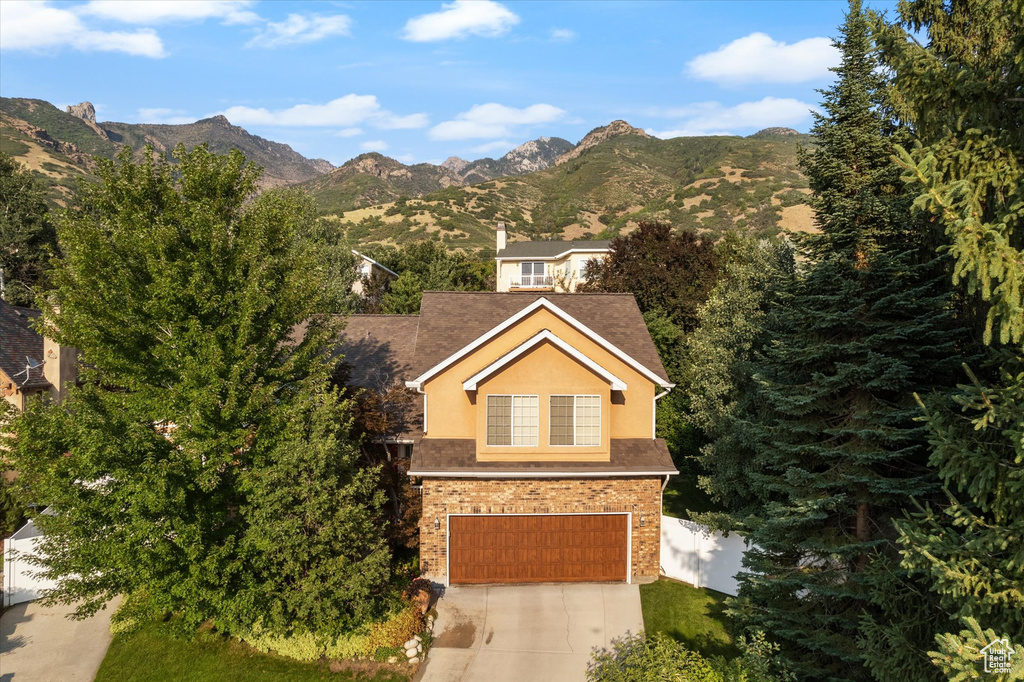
494,223,611,293
339,292,676,586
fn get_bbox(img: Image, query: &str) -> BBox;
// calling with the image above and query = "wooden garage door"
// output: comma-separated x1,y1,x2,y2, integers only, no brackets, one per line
448,514,628,584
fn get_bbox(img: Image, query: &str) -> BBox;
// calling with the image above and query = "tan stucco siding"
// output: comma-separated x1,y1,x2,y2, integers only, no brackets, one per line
474,341,610,460
422,307,656,457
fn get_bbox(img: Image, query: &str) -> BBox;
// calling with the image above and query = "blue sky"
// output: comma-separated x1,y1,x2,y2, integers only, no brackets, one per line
0,1,894,166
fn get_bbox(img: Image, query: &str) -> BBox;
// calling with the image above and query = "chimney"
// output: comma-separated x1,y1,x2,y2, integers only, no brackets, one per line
43,334,77,404
496,222,507,252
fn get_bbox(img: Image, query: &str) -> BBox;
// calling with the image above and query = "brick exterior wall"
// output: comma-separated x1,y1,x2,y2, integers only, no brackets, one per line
418,476,663,583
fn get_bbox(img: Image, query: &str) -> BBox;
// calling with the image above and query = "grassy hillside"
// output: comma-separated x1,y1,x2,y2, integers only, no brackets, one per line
102,116,330,187
0,98,118,159
0,97,332,201
314,131,815,251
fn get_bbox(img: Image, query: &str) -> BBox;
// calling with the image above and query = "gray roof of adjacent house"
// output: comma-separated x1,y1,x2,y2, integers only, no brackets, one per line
0,301,49,389
496,240,611,260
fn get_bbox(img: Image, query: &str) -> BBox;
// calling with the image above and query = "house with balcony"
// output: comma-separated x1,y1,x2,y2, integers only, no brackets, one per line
494,223,611,293
337,292,676,585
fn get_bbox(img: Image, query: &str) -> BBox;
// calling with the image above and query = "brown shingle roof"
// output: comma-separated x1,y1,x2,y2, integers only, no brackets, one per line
409,438,677,476
338,315,420,390
412,292,670,382
0,301,49,389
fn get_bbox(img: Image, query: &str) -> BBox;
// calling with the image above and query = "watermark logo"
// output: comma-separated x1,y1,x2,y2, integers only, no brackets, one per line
980,638,1015,675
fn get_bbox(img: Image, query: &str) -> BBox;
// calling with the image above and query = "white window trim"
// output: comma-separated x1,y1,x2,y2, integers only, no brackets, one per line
549,394,601,446
486,394,539,447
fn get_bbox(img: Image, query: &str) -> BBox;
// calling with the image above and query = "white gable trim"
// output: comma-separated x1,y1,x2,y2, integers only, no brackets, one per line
462,329,627,391
405,297,673,390
496,247,611,262
351,249,399,278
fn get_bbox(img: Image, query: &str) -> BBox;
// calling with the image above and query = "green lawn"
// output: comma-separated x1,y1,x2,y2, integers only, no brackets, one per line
662,474,721,520
639,578,738,659
95,621,407,682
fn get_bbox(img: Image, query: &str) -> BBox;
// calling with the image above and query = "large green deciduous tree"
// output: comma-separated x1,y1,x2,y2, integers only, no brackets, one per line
727,4,965,679
0,152,56,306
360,240,492,314
8,146,391,637
874,0,1024,665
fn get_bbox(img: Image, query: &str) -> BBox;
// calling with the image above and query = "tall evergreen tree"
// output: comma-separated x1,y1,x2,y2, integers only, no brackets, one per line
730,3,963,679
874,0,1024,668
685,238,794,528
7,146,391,636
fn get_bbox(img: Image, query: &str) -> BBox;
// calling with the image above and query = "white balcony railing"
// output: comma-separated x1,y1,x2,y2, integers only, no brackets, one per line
508,275,555,288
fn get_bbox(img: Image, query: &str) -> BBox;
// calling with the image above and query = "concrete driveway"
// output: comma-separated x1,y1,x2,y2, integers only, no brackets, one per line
0,597,119,682
416,584,643,682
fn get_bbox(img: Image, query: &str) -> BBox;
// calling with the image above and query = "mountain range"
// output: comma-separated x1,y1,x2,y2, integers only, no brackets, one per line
0,96,815,249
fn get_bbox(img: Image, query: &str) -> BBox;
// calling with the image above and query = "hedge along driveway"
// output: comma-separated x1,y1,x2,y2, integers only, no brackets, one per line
95,620,408,682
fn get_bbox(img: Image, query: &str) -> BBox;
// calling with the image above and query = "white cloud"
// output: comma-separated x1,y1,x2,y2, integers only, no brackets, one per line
686,33,838,85
246,13,351,48
394,153,417,164
646,97,815,138
376,113,431,130
430,103,565,140
360,140,389,151
550,28,576,42
0,1,166,57
80,1,260,25
217,95,428,130
138,107,195,125
471,139,515,154
402,0,519,42
334,127,364,138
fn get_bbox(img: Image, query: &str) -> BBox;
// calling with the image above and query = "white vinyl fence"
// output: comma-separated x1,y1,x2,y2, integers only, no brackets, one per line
660,515,749,596
3,515,57,607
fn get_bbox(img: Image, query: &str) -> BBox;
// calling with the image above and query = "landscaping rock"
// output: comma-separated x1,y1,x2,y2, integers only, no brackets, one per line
409,657,420,665
406,647,418,659
388,656,398,664
404,639,418,650
414,634,422,642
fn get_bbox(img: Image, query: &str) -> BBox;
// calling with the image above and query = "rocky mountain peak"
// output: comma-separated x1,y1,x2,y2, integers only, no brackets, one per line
342,152,413,180
65,101,96,123
499,137,573,175
749,127,801,138
555,120,651,165
441,156,470,173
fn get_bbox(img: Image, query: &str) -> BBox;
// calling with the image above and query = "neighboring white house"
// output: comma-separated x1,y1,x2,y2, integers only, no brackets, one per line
351,249,399,296
494,222,611,293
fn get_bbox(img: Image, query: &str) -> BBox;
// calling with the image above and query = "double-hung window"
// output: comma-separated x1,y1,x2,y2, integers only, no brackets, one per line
549,395,601,446
486,395,539,446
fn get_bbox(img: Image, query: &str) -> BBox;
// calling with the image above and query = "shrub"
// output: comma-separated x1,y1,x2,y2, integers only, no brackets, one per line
325,627,373,660
240,623,327,662
587,632,793,682
366,605,424,652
